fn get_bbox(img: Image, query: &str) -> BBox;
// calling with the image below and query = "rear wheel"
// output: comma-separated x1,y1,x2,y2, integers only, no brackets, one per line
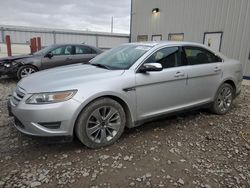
17,65,37,80
210,83,234,115
75,98,126,148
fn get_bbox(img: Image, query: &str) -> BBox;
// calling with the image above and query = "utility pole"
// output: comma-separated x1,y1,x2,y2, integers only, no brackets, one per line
111,16,114,33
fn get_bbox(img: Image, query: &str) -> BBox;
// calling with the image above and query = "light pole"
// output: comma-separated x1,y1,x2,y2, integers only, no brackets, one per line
111,16,114,33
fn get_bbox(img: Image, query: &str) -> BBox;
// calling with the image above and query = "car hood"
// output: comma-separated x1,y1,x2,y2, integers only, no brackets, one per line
0,54,32,62
18,64,125,93
0,54,41,64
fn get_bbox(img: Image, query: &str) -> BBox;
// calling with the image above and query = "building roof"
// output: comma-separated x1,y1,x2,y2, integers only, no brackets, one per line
0,25,129,37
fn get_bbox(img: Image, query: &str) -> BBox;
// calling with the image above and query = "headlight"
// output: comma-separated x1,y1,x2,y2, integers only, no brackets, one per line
26,90,77,104
3,63,11,67
3,61,17,67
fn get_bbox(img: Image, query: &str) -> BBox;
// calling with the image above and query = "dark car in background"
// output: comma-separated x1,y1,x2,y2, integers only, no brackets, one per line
0,44,102,79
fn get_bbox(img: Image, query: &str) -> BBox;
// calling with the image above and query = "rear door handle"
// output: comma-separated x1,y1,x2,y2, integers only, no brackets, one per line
174,72,185,77
66,58,72,61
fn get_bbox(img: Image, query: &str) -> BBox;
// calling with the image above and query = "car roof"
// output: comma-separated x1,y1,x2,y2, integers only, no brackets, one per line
129,41,208,47
49,43,102,51
127,41,225,55
50,43,98,48
130,41,228,60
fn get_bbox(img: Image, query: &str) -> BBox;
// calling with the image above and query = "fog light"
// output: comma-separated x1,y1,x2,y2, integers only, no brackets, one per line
39,122,61,129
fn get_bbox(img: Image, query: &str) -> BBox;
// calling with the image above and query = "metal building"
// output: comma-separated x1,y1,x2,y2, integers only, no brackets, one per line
0,25,129,50
130,0,250,79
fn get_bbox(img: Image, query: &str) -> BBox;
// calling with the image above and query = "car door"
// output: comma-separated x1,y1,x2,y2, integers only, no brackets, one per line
183,46,223,104
135,46,189,120
70,45,97,64
41,45,73,69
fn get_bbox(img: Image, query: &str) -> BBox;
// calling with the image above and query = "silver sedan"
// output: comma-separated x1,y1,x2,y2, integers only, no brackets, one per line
8,41,243,148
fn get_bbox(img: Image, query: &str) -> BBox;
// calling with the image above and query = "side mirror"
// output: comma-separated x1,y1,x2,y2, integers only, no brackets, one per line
45,52,53,59
139,63,163,73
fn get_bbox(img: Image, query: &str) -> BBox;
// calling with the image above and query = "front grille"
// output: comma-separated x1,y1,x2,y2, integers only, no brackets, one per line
11,86,26,106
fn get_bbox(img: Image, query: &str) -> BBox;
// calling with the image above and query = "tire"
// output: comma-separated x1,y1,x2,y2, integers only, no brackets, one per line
75,98,126,148
17,65,37,80
210,83,234,115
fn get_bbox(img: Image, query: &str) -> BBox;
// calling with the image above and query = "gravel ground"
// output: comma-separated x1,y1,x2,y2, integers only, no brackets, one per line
0,78,249,188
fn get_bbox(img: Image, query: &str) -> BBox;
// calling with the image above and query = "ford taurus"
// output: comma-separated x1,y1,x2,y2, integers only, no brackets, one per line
8,41,242,148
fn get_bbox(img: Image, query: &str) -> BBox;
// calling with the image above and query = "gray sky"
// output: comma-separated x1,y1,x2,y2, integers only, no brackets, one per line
0,0,131,33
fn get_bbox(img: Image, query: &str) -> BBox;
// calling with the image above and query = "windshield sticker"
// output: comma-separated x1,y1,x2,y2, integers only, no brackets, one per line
135,46,151,51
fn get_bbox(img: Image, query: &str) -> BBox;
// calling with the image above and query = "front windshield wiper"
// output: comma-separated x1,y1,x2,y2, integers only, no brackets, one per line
91,63,110,70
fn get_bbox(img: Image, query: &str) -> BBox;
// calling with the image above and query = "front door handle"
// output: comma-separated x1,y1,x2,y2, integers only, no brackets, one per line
214,67,222,72
66,58,72,61
174,72,185,77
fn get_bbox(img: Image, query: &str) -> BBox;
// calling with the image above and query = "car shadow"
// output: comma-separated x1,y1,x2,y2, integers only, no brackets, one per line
122,108,213,138
0,76,18,83
1,101,241,161
35,109,214,149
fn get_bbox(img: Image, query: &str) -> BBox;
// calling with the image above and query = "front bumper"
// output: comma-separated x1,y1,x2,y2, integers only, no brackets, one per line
0,64,18,77
8,96,82,137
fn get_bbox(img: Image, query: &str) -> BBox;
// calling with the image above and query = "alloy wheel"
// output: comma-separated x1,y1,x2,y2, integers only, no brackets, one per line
20,67,36,78
86,106,121,144
217,86,233,113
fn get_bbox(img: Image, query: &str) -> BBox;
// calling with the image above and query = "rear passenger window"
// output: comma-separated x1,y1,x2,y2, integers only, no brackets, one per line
184,46,222,65
75,46,93,54
144,47,180,69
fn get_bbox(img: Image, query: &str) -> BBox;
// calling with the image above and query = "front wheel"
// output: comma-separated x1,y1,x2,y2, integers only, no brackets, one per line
17,65,37,80
210,83,234,115
75,98,126,148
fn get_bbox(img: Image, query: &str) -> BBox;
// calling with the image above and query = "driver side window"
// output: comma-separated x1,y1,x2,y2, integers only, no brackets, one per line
64,45,73,55
144,47,180,69
50,46,73,56
51,47,63,56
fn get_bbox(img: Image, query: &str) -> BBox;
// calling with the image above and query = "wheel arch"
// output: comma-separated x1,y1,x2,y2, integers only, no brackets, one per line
16,64,39,79
213,78,237,101
23,64,39,71
73,95,134,135
17,63,39,72
103,95,134,128
222,79,237,98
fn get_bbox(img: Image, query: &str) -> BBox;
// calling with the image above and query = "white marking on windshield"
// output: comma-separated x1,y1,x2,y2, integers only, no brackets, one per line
135,46,151,51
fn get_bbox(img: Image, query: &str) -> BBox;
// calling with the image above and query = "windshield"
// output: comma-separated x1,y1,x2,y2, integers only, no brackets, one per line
33,45,54,55
90,45,152,70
